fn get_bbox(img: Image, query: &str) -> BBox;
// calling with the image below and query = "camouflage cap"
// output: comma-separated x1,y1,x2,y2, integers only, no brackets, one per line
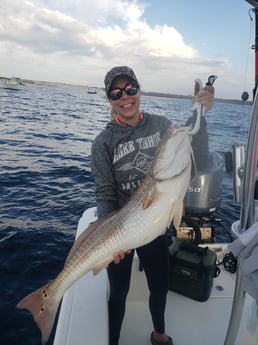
104,66,139,95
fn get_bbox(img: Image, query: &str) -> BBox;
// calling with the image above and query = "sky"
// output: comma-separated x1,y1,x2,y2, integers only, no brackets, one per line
0,0,256,99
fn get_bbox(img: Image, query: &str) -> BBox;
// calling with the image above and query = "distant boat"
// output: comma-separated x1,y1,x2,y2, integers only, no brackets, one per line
87,87,97,94
3,77,24,90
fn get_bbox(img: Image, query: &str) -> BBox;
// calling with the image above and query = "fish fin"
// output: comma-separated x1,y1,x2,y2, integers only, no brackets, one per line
143,197,153,209
142,188,160,209
65,212,116,264
93,260,112,275
17,282,59,345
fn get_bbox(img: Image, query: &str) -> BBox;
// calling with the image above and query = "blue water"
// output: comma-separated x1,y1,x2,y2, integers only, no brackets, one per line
0,83,251,344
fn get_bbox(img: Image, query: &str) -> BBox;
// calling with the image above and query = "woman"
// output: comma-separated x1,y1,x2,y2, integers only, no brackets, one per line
91,66,214,345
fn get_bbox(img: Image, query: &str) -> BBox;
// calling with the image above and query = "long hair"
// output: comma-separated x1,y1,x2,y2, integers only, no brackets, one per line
110,106,116,120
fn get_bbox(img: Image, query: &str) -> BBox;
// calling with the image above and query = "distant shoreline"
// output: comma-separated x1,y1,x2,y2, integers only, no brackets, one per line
0,76,252,106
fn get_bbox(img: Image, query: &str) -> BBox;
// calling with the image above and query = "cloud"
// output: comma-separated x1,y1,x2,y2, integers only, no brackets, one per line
1,0,197,58
0,0,238,97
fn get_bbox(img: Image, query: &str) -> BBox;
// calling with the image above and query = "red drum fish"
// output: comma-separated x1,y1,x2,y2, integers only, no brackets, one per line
17,124,194,344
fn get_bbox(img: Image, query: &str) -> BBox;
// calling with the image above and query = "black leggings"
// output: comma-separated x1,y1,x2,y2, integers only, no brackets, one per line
107,234,170,345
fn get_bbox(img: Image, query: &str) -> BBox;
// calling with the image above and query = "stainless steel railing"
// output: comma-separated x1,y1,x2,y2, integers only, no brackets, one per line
224,89,258,344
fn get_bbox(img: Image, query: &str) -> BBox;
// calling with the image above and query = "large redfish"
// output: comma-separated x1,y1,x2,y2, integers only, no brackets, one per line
17,124,194,344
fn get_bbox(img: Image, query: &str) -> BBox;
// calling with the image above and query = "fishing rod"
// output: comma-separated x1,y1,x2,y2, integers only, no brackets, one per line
246,0,258,98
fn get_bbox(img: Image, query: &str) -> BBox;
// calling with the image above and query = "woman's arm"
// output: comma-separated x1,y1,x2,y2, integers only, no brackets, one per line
91,138,117,217
185,113,208,171
185,84,214,171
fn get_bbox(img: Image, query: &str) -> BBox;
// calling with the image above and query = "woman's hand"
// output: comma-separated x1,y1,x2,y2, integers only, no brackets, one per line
193,85,215,113
113,250,132,264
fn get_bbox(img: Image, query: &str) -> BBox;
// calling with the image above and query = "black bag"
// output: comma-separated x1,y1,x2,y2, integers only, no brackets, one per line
169,239,220,302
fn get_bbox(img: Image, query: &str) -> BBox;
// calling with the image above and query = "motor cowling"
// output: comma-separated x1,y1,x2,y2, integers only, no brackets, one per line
184,151,223,216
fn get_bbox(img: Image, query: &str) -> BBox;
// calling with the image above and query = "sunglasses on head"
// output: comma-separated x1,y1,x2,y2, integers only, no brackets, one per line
108,82,139,101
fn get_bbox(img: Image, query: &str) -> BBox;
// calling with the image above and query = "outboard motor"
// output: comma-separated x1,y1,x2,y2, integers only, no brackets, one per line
184,151,223,216
174,151,223,244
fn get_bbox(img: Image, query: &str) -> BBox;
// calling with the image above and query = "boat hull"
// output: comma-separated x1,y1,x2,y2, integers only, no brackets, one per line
53,207,258,345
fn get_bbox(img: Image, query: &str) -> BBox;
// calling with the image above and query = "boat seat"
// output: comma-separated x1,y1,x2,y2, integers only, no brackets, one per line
54,208,109,345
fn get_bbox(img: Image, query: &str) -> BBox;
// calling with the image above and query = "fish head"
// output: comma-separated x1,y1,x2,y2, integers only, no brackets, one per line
150,124,194,181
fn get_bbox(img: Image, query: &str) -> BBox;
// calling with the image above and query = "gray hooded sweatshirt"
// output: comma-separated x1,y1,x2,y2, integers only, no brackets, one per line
91,112,207,217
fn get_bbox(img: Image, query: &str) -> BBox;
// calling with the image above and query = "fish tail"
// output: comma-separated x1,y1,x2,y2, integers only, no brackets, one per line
17,282,59,345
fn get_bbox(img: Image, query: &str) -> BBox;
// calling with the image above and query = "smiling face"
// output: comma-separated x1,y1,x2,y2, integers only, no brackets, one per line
108,76,141,127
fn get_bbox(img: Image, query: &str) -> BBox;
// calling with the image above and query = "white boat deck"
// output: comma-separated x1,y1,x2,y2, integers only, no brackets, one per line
54,254,258,345
53,208,258,345
122,255,235,345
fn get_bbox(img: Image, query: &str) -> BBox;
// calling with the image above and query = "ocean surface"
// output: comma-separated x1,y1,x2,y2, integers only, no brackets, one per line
0,82,251,345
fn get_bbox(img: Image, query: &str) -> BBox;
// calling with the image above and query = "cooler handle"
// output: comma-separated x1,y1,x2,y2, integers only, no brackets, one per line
180,241,208,257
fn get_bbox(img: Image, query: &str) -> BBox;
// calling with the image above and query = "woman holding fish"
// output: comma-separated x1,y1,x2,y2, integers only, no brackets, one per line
91,66,215,345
